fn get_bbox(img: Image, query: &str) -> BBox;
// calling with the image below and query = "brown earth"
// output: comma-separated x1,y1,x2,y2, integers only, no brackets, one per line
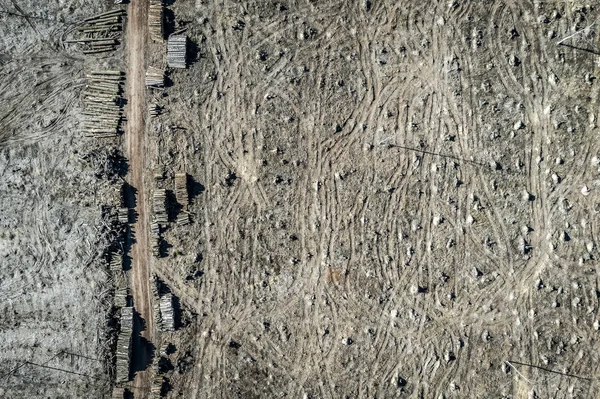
124,0,154,396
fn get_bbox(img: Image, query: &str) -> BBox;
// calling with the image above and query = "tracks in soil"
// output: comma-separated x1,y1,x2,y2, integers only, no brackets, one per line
124,0,153,397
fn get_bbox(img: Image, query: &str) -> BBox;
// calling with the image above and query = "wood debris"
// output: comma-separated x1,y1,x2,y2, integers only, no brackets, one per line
167,35,187,68
68,9,125,54
83,71,125,138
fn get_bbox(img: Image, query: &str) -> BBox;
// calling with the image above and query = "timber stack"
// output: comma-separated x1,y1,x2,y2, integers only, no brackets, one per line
145,66,165,88
68,9,125,54
150,275,162,326
149,104,161,117
149,0,164,42
151,376,164,398
154,167,165,181
176,210,190,226
117,207,129,224
159,293,176,331
83,70,125,138
152,237,161,257
113,272,129,308
174,173,188,205
109,250,123,272
111,387,125,399
174,172,190,225
115,306,133,383
114,285,128,308
167,35,187,68
152,189,168,225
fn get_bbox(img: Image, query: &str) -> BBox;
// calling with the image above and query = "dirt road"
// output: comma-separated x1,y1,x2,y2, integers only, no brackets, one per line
124,0,153,396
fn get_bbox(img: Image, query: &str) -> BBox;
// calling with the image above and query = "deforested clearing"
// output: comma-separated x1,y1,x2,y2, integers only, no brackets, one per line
1,0,600,398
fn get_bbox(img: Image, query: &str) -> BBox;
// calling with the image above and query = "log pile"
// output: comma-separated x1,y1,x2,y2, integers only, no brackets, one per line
115,306,133,383
118,207,129,224
154,168,165,181
146,66,164,88
167,35,187,68
174,173,188,205
150,221,160,236
153,189,168,224
153,302,162,328
149,104,161,117
150,274,160,297
152,237,161,257
176,211,190,226
151,376,164,398
159,293,175,331
114,285,128,308
109,250,123,272
83,71,125,138
149,0,164,42
175,172,190,225
150,275,163,325
111,387,125,399
68,9,125,54
159,343,169,357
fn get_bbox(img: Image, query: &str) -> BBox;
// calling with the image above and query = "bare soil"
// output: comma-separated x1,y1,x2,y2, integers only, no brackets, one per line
123,0,155,396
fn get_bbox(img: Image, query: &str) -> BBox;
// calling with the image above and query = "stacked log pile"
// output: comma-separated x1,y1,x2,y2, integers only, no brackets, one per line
113,271,129,308
149,0,164,42
159,293,175,331
167,35,187,68
109,250,123,272
111,387,125,399
152,189,168,225
150,275,162,325
149,104,161,117
174,173,188,205
174,172,190,225
117,207,129,224
176,210,190,226
154,167,165,181
115,306,133,383
145,66,165,88
159,343,169,357
68,9,125,54
83,71,125,138
114,285,128,308
151,376,164,398
151,221,160,237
